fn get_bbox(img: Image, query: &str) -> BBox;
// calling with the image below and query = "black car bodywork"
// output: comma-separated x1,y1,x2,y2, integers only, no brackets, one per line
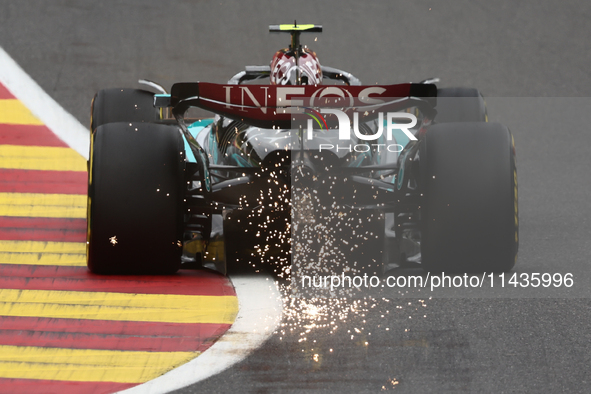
86,25,518,276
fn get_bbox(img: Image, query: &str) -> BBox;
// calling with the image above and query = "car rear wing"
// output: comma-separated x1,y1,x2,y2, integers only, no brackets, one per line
157,82,437,129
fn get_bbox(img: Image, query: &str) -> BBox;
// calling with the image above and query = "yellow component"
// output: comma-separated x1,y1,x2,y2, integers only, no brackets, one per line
279,24,316,31
0,99,44,125
203,239,225,263
0,345,197,383
0,289,239,324
88,131,94,184
184,237,205,254
0,192,87,219
0,145,87,172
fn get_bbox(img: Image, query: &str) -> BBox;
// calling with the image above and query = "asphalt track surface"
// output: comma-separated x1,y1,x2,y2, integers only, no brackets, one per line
1,0,590,392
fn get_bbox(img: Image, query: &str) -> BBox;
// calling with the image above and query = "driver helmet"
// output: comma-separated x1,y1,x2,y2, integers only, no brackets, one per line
270,48,322,85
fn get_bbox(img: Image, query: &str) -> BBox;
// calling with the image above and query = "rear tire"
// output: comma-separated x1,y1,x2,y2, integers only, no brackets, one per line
420,122,518,272
91,88,160,131
87,122,185,274
435,87,487,123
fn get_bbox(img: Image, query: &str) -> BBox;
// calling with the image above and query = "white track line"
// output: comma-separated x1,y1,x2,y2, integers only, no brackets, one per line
0,46,90,159
118,275,283,394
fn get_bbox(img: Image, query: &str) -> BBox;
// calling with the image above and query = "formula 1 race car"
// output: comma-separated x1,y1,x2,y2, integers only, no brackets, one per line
86,24,518,276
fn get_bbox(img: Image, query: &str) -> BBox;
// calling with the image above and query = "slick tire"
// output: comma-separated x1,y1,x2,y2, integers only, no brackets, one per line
91,88,160,131
435,87,487,123
420,122,518,273
87,122,185,274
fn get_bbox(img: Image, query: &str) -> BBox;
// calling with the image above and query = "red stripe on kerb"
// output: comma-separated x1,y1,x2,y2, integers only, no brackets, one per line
0,265,237,296
0,316,229,337
0,83,15,99
0,378,136,394
0,169,87,194
0,324,230,352
0,124,69,147
0,216,86,242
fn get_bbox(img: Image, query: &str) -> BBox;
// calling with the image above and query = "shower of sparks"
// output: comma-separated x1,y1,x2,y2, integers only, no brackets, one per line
229,164,293,276
291,164,385,299
221,150,430,363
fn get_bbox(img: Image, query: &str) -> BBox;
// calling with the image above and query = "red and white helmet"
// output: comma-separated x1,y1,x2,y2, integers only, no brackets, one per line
270,48,322,85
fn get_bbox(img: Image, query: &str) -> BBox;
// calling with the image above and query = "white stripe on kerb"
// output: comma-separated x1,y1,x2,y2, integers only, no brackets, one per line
0,46,90,159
